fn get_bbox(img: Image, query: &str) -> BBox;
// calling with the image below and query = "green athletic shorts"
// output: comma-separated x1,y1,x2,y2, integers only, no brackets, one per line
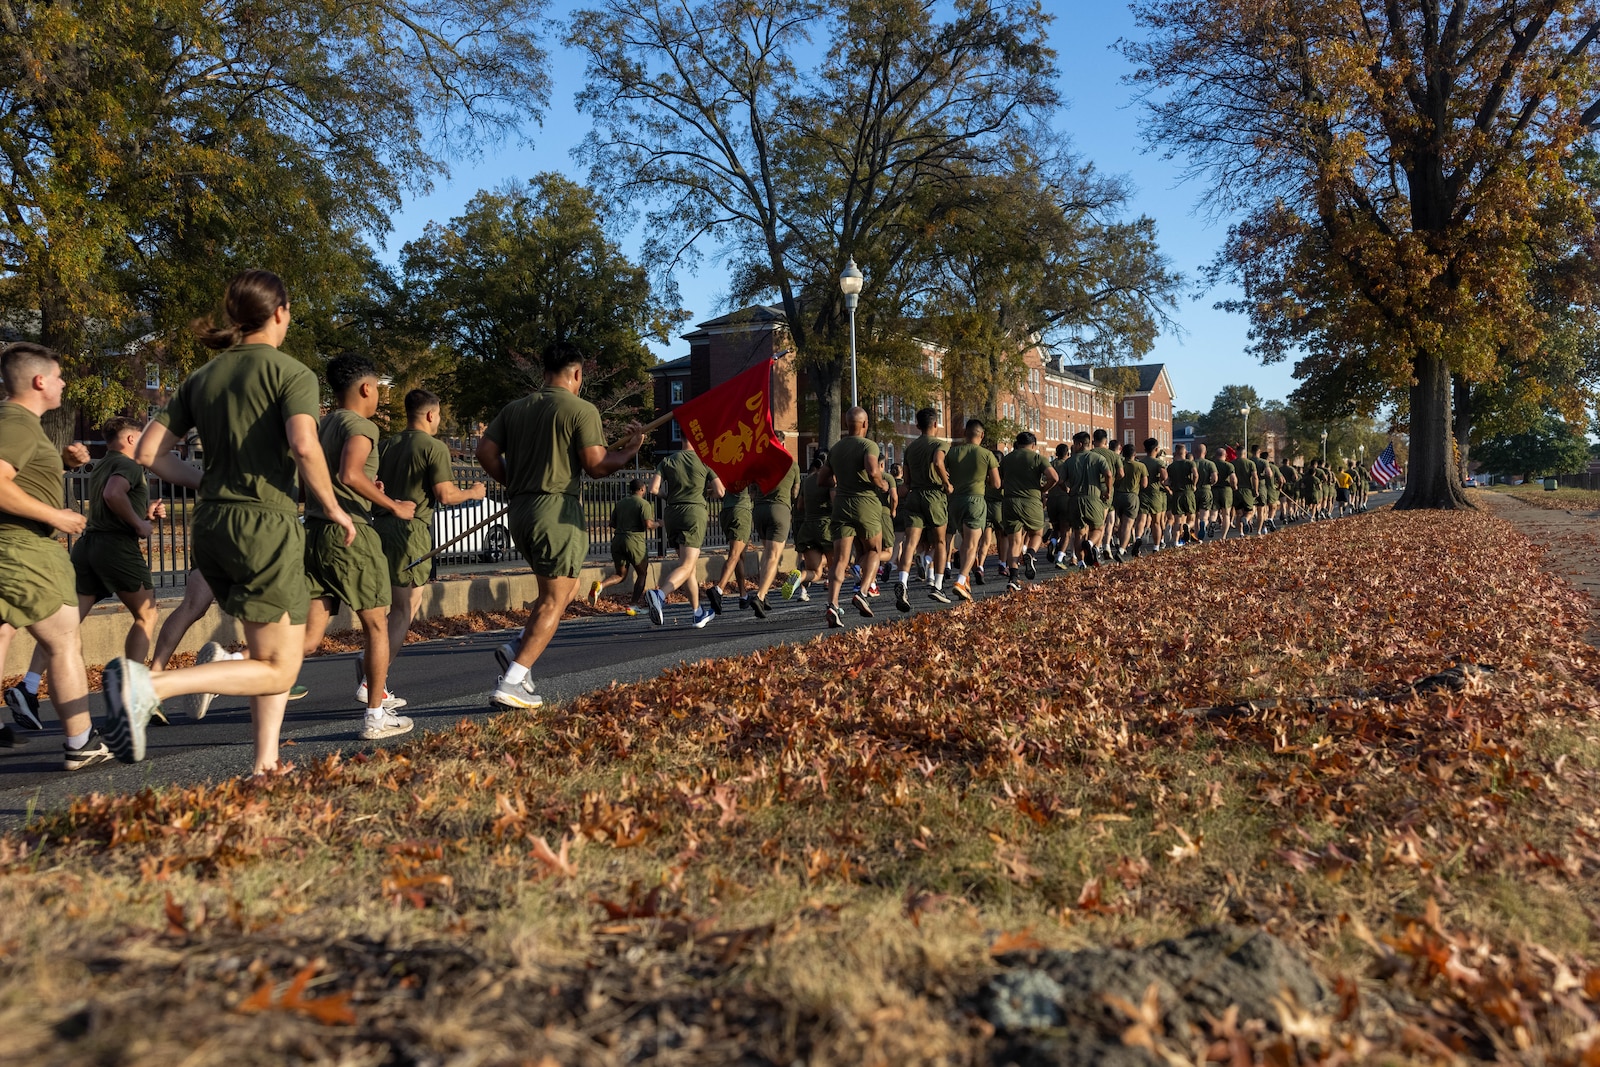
795,517,832,554
1139,490,1164,517
70,531,152,600
832,494,881,542
1235,488,1257,510
0,529,75,629
192,503,309,625
611,535,646,570
950,492,986,531
1196,487,1213,512
1048,492,1072,529
1265,484,1280,505
882,503,896,538
1173,489,1197,517
905,488,948,529
509,492,589,579
999,494,1045,534
1113,491,1138,520
719,505,752,545
752,504,792,544
665,502,709,550
305,518,392,613
375,514,433,589
1081,494,1109,531
986,497,1005,531
1214,487,1232,513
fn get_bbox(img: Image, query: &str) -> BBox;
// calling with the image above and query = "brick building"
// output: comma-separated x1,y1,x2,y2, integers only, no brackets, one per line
1062,362,1174,451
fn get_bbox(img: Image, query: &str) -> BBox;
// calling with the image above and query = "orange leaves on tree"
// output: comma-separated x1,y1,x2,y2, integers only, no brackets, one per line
237,963,355,1027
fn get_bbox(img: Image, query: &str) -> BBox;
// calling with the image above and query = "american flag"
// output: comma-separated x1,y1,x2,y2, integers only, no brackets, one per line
1370,443,1401,487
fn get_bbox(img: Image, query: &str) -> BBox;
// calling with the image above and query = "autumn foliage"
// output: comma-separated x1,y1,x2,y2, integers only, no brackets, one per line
2,508,1599,1064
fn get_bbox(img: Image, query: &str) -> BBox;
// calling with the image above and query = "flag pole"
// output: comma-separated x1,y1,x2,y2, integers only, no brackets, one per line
403,411,677,572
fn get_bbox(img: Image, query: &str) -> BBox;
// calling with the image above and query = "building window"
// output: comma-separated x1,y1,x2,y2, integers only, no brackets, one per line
670,420,682,442
1123,399,1134,419
1124,428,1134,445
670,380,684,405
145,364,161,390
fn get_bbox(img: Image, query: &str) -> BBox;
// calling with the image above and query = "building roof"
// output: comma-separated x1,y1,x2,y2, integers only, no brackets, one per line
1057,362,1169,395
648,354,692,378
681,304,787,339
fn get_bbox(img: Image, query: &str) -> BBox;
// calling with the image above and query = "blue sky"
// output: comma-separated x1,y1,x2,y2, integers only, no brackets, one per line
382,1,1301,416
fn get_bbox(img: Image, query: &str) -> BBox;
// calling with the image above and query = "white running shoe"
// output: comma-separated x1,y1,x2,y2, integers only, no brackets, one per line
361,710,414,740
491,674,544,710
355,679,408,710
188,641,225,720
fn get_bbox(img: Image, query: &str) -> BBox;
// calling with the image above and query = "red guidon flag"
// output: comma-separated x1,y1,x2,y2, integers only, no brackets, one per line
672,359,794,493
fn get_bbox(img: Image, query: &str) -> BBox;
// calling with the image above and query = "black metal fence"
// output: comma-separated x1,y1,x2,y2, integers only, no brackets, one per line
1557,472,1600,491
60,461,735,587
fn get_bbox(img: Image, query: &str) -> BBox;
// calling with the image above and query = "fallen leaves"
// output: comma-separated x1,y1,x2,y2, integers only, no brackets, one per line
237,963,355,1027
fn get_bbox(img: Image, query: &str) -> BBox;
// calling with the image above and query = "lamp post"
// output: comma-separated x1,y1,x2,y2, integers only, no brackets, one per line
839,258,864,409
1240,404,1250,455
1321,430,1328,464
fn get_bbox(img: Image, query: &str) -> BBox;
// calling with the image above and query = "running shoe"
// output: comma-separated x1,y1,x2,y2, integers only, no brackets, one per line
913,558,926,582
752,596,771,619
707,585,724,615
361,710,414,740
1130,540,1143,559
866,581,880,597
780,570,802,600
62,729,114,772
490,674,544,710
692,605,715,628
972,567,986,586
1006,580,1022,593
928,586,952,604
188,640,225,720
288,685,309,701
587,580,602,607
851,591,874,618
1023,553,1037,580
356,683,409,711
647,589,666,626
738,594,751,610
5,685,44,731
951,576,972,602
102,657,157,763
826,605,844,628
796,584,811,602
0,723,16,748
625,606,640,616
494,640,518,674
1111,542,1125,564
894,581,912,613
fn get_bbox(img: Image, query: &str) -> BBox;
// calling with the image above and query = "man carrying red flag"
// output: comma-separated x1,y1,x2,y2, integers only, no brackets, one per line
670,359,794,496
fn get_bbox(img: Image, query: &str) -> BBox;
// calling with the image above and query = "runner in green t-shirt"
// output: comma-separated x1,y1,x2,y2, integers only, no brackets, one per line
749,432,799,617
1232,442,1259,531
997,432,1058,590
376,388,488,655
708,481,752,614
480,342,642,707
1063,432,1113,567
109,270,356,773
783,450,833,604
0,343,106,769
647,446,724,628
594,478,658,612
818,407,888,626
943,419,1001,600
1167,444,1198,545
1131,438,1167,557
1089,429,1124,562
1193,443,1217,541
1047,441,1075,568
897,409,954,605
1111,441,1147,562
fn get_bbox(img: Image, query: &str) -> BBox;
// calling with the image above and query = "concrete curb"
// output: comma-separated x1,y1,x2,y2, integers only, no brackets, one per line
3,547,796,675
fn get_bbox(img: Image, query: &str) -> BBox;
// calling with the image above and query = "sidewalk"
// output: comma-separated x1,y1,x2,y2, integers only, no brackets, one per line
1478,490,1600,642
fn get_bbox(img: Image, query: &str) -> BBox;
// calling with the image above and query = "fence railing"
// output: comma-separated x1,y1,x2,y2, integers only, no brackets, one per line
59,461,734,589
1557,472,1600,491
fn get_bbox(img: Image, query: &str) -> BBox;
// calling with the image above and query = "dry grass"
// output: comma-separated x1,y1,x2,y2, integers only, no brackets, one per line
2,508,1600,1065
1488,484,1600,511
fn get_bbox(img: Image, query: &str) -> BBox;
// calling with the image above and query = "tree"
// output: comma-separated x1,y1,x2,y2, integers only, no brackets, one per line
1126,1,1600,509
0,0,549,441
400,175,683,434
569,0,1058,444
1200,385,1262,451
1473,413,1592,483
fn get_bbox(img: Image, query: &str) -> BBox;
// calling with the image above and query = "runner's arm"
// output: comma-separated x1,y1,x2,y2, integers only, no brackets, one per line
432,479,487,505
0,459,84,534
101,475,152,538
708,476,726,499
476,437,508,485
289,414,356,546
987,467,1001,490
1041,465,1060,491
133,422,203,489
934,449,953,493
578,426,643,478
339,435,415,520
647,472,663,496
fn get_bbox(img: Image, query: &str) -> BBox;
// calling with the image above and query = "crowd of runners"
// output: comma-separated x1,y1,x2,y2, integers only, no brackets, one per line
0,269,1379,777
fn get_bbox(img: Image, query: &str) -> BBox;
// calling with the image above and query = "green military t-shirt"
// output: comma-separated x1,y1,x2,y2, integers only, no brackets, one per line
758,456,798,508
876,470,897,509
656,449,717,507
1168,457,1196,491
1000,448,1050,497
1135,455,1165,493
307,408,380,521
483,386,606,499
1214,457,1234,488
1094,445,1124,484
154,343,320,513
827,435,879,497
0,402,63,535
945,442,999,496
1196,457,1218,488
377,429,454,524
611,494,653,558
1069,449,1113,497
1114,455,1147,494
799,470,831,520
86,452,149,535
903,434,948,491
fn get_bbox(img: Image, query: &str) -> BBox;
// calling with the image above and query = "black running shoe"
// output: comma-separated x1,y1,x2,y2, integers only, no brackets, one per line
0,724,18,749
928,586,951,604
63,729,114,772
1130,539,1143,558
894,581,911,613
826,604,844,629
1023,553,1037,580
5,685,44,731
972,567,986,586
752,596,770,619
707,585,724,615
851,591,874,618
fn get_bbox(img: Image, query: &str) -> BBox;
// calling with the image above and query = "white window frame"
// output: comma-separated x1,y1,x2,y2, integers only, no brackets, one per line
145,364,161,390
670,380,684,405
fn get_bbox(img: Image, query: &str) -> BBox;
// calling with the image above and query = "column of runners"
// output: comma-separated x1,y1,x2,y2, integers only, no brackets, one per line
0,270,1377,776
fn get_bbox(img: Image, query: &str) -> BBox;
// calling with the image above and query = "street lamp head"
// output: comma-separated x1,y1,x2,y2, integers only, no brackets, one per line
839,258,864,310
1320,430,1328,441
1239,405,1250,415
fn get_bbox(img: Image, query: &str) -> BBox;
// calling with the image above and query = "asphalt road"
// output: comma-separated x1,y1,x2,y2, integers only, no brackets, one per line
0,492,1398,824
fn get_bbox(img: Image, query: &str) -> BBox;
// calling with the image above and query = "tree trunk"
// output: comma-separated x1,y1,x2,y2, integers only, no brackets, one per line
38,298,80,448
1396,351,1472,510
1451,374,1473,484
811,361,843,448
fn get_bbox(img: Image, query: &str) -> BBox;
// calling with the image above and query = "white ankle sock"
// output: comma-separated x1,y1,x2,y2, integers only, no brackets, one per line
897,570,910,584
504,662,529,685
23,671,41,694
66,727,91,749
931,575,943,590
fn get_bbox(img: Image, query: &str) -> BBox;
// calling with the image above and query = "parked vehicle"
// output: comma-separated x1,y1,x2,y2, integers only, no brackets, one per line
431,499,514,565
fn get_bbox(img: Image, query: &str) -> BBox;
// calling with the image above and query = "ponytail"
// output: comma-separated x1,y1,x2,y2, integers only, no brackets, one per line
191,269,288,350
